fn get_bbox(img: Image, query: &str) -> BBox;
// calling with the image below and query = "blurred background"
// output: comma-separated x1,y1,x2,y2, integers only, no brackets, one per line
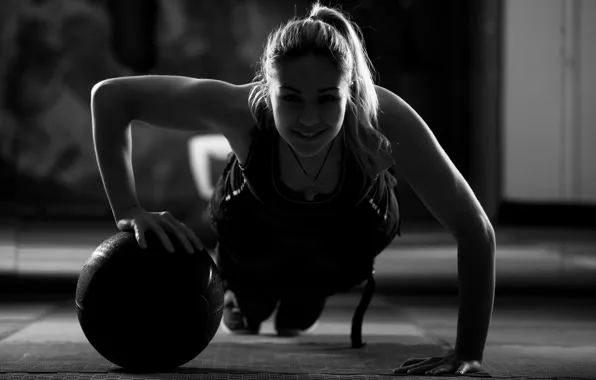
0,0,594,295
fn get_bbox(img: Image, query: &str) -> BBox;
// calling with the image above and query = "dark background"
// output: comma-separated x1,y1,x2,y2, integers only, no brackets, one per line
3,0,582,241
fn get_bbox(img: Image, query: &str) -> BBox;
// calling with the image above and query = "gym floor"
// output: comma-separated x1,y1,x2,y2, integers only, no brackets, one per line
0,222,595,379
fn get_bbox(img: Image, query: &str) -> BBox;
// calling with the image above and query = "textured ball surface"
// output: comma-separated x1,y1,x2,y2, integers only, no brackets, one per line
75,231,224,371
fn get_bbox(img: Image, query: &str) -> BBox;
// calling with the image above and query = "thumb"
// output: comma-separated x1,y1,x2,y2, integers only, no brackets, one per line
116,218,133,231
133,223,147,249
456,362,471,375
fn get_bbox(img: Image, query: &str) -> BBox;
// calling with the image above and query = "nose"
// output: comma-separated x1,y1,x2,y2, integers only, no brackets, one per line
298,106,319,127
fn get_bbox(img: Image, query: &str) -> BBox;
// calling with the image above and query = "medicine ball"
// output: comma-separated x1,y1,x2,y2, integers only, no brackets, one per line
75,231,224,371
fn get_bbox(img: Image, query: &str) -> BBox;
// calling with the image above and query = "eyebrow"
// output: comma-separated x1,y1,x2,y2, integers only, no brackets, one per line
280,85,339,93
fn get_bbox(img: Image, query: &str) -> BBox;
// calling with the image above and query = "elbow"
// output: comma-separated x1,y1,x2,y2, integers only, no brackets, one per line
456,215,496,252
91,80,106,100
91,79,133,126
481,216,496,250
91,78,118,103
91,79,114,111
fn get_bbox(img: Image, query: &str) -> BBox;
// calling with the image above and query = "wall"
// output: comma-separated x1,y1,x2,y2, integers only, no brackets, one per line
502,0,596,204
0,0,296,225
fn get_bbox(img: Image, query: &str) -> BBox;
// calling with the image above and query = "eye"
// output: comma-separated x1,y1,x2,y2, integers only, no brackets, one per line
320,95,338,103
281,94,300,102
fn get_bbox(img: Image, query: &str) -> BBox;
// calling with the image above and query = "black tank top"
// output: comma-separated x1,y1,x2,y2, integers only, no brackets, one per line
240,110,369,210
208,107,401,271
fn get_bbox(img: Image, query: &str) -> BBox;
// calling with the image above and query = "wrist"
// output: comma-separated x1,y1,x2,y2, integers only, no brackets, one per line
453,346,484,362
114,203,143,222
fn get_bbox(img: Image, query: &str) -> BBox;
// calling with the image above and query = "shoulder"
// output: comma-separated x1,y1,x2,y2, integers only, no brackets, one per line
360,85,412,176
184,79,260,127
373,85,493,240
216,81,263,163
374,85,412,127
202,80,259,124
225,81,265,128
373,84,435,150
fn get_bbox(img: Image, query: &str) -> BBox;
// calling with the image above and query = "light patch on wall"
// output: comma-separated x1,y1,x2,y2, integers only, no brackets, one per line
188,134,233,201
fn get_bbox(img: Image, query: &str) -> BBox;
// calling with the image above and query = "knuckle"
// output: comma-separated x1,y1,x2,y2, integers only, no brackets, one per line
180,224,193,234
153,228,166,240
135,219,149,229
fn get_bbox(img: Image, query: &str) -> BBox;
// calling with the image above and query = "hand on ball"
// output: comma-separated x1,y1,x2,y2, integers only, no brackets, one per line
117,206,204,254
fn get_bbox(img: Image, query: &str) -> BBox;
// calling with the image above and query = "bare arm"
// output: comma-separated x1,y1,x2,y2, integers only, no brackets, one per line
376,85,496,362
91,75,254,222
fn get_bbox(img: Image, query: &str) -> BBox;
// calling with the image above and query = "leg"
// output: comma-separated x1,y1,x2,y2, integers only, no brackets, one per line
274,288,327,336
216,242,280,334
223,285,279,334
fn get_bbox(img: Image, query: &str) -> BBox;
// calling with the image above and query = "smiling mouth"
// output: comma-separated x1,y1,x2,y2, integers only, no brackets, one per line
293,129,324,138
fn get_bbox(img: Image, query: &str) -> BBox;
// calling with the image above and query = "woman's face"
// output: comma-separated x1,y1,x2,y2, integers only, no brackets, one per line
269,54,350,158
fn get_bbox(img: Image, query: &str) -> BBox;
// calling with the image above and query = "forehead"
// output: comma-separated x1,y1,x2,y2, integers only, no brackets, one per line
272,54,345,91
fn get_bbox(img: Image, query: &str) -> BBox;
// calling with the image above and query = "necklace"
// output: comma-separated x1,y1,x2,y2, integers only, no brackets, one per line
287,139,336,201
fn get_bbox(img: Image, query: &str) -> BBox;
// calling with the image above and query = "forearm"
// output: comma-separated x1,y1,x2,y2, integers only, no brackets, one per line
454,233,496,362
91,83,141,222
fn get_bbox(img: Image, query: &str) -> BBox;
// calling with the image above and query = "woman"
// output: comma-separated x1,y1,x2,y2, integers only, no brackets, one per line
91,2,494,376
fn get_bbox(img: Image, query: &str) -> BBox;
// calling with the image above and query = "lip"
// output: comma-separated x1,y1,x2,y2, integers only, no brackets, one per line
292,129,328,145
293,129,325,137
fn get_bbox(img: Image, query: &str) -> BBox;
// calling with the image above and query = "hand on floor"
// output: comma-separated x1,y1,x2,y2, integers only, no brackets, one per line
393,350,485,376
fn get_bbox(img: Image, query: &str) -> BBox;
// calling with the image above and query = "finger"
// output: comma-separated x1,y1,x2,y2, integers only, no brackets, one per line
405,362,446,376
400,358,429,367
456,362,471,375
426,363,458,376
161,214,197,253
117,218,132,232
403,356,442,369
134,224,147,249
150,224,175,253
179,223,204,252
169,224,195,254
157,218,192,253
399,357,447,376
393,357,442,374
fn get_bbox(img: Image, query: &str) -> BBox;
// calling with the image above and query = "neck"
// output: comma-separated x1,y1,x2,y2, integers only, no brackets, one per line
289,136,342,172
276,129,345,200
302,128,344,159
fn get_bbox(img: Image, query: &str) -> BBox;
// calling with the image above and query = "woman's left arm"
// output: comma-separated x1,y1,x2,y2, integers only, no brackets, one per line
376,85,496,362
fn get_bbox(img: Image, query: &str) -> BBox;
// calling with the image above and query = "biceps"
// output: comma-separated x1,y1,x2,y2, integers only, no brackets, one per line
415,167,488,240
376,88,490,238
392,127,488,238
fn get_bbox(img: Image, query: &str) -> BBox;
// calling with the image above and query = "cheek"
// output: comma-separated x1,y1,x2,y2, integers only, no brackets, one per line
271,105,293,127
324,102,347,127
271,99,348,127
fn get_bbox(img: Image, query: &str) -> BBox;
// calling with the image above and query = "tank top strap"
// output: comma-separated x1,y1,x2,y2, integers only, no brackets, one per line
235,106,277,203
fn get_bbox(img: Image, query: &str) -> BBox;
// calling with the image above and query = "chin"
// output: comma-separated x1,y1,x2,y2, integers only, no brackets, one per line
280,126,340,157
290,145,324,158
288,138,334,158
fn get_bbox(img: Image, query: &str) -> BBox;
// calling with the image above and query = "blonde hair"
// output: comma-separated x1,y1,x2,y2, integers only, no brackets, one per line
248,1,392,175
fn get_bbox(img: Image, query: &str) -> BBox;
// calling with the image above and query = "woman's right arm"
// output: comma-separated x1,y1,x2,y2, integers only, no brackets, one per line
91,75,254,223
